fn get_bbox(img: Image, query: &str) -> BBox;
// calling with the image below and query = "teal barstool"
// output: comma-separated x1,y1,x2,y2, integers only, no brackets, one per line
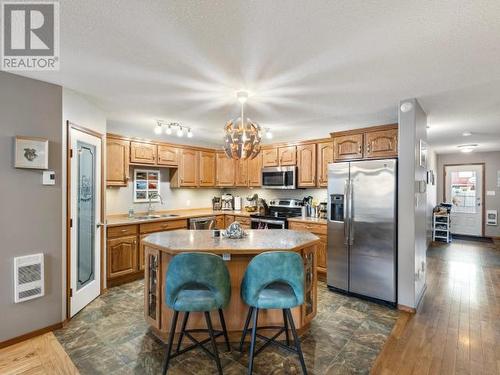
162,252,231,375
239,251,307,374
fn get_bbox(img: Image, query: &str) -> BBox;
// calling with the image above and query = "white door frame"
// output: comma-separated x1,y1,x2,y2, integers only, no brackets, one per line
66,121,104,319
443,163,485,237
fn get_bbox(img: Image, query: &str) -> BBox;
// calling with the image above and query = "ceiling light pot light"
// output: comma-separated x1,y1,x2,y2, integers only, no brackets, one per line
223,90,261,160
154,123,162,135
458,144,478,153
400,102,413,113
187,128,193,138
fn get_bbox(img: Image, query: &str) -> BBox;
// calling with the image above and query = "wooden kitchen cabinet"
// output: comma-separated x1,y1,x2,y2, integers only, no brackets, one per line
225,215,235,227
171,148,198,187
364,128,398,159
107,235,138,279
199,151,216,187
248,153,262,187
289,221,327,279
215,215,225,229
106,138,130,186
234,215,251,229
235,159,249,186
317,141,333,187
279,146,296,166
216,152,235,186
316,234,327,275
297,143,316,187
157,145,178,166
262,148,279,167
130,141,157,164
333,134,363,161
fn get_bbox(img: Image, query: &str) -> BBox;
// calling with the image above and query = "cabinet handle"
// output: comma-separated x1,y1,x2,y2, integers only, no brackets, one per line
133,240,137,245
121,229,127,232
367,144,371,153
358,145,362,154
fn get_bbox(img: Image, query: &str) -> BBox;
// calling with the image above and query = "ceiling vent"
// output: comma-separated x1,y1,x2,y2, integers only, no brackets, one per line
14,253,44,303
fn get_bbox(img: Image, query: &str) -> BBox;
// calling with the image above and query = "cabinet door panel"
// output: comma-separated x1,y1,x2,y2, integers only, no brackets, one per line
157,145,178,166
297,144,316,187
106,139,130,186
279,146,297,166
248,154,262,186
130,142,157,164
364,129,398,158
199,151,216,186
216,153,235,186
333,134,363,161
235,159,248,186
262,148,279,167
107,235,138,279
317,142,333,187
179,149,198,187
225,215,235,227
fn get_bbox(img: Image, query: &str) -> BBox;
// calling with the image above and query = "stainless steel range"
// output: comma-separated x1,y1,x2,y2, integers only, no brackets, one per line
250,198,303,229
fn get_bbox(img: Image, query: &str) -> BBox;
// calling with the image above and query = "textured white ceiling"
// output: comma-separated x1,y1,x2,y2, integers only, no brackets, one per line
17,0,500,153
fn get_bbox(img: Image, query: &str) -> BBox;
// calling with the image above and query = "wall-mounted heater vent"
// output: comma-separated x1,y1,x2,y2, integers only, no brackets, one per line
14,253,44,303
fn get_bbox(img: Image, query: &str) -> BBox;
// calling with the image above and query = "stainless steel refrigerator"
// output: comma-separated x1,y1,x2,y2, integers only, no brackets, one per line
327,159,397,304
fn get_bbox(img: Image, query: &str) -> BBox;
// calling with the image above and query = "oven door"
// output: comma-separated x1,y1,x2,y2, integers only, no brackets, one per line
262,166,296,189
252,218,286,229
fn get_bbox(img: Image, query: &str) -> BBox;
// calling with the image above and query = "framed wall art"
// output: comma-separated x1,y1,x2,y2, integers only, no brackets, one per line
133,169,160,202
15,136,49,169
419,140,428,168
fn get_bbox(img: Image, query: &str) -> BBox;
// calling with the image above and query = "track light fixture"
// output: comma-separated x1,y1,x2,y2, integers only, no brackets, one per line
155,120,193,138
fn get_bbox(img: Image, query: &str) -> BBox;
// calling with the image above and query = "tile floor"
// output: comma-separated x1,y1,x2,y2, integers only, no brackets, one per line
55,281,399,374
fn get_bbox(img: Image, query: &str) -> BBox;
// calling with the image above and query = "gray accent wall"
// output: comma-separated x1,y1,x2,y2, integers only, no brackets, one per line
397,98,428,309
437,151,500,238
0,72,63,342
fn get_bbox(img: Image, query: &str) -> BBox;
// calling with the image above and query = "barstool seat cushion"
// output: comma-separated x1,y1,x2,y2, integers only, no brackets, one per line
241,251,304,310
255,282,298,309
173,286,218,312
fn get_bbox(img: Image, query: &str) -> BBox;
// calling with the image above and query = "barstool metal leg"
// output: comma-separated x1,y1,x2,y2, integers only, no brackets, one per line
176,312,190,353
248,308,259,375
162,310,179,375
282,309,290,346
205,311,223,375
285,309,307,375
239,306,254,352
218,309,231,352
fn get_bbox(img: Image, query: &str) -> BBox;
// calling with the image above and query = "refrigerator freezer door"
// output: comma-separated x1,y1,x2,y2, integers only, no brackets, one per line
327,162,350,291
349,159,397,302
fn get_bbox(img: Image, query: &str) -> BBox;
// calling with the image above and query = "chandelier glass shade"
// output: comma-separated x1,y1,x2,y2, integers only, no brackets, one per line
223,92,262,160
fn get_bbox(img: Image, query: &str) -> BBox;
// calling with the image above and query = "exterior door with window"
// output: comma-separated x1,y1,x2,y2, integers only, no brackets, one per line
444,164,483,236
70,127,102,317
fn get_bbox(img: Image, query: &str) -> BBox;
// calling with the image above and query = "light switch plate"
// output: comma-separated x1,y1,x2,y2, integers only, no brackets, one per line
42,171,55,185
487,190,496,196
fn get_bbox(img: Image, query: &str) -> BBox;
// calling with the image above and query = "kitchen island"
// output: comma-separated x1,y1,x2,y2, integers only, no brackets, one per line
142,229,320,341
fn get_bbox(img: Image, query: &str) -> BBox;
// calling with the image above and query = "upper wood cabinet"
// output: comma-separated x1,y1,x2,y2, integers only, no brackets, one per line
171,148,198,187
297,144,316,187
364,128,398,159
130,141,157,164
216,152,235,186
157,145,178,166
199,151,216,187
248,154,262,187
279,146,297,166
106,138,129,186
262,148,279,167
317,141,333,187
235,159,249,187
333,134,363,161
331,124,398,162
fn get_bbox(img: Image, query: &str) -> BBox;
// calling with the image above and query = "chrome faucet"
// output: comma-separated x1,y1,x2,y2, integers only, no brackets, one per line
147,193,163,216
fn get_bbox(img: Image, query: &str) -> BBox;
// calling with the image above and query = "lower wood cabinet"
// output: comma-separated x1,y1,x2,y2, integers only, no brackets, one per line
289,221,327,279
107,235,138,279
215,215,225,229
234,215,251,229
225,215,235,227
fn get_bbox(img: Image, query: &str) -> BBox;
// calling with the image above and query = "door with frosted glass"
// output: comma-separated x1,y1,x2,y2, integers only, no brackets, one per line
444,164,483,236
70,127,102,317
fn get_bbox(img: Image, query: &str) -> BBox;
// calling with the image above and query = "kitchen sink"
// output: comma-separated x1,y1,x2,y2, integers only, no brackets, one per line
134,215,161,220
160,214,179,218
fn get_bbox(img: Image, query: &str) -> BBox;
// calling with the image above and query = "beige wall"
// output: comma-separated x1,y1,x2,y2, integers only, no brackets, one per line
0,72,63,343
437,151,500,238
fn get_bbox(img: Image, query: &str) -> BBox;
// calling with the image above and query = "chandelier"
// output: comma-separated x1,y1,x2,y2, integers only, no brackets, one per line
223,91,262,160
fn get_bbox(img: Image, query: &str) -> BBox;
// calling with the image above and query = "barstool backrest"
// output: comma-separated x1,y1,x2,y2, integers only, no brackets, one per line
165,252,231,309
241,251,304,307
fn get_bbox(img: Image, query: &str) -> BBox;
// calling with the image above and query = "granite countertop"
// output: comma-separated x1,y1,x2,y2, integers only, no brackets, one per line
106,208,327,227
142,229,320,255
106,208,253,227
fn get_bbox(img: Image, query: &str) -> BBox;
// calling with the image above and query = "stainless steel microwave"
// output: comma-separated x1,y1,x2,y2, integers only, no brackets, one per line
262,166,296,189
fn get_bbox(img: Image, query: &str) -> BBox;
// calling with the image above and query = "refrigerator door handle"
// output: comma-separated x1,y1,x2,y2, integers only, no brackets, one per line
349,179,354,245
344,179,349,245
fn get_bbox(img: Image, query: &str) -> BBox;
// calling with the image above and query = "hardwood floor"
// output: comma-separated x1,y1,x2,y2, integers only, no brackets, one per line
372,239,500,375
0,333,78,375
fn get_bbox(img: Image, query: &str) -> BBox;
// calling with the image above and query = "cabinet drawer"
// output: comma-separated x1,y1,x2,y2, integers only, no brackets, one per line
140,219,187,234
234,216,251,226
289,221,326,235
107,224,138,238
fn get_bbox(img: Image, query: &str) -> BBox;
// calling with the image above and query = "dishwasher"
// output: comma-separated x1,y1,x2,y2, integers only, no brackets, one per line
189,216,216,230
